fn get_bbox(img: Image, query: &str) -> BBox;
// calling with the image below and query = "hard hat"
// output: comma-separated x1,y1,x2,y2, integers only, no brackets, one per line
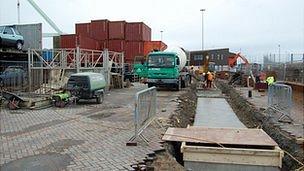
207,71,211,74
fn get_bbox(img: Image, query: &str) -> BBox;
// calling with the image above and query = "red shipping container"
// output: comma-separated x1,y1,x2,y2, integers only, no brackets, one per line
90,19,109,40
60,34,77,48
126,22,151,41
75,23,91,37
78,35,100,50
98,40,108,50
108,40,125,52
143,41,167,55
125,41,144,62
109,21,126,40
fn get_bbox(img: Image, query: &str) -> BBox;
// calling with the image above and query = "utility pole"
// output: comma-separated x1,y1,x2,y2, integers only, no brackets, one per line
278,44,281,63
160,30,163,42
200,9,205,51
17,0,20,24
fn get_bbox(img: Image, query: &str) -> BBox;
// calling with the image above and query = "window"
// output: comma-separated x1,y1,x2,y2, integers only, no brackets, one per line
4,27,13,35
211,54,214,60
194,55,203,61
221,54,224,60
148,55,175,67
0,26,4,33
217,54,220,60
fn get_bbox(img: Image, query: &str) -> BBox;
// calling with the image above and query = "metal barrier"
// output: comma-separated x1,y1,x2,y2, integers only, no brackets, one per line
268,83,293,122
128,87,158,145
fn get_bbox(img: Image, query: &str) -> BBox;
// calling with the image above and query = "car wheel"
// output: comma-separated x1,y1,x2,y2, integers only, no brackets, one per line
148,83,153,88
16,41,23,51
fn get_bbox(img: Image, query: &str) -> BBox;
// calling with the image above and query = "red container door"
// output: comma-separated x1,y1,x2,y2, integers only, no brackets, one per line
126,22,151,41
91,19,109,40
109,40,125,52
125,41,144,63
99,40,109,50
78,35,99,50
60,34,76,48
109,21,126,40
76,23,91,37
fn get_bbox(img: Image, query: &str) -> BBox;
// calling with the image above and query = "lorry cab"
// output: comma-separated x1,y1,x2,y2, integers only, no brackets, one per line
147,51,187,90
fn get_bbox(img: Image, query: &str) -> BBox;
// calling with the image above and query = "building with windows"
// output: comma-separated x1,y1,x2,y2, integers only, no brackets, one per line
190,48,236,71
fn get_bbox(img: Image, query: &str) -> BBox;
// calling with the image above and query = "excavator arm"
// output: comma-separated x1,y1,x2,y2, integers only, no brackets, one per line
228,53,249,68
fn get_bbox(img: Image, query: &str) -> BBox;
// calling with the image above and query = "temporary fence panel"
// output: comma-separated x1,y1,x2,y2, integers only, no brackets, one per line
128,87,157,144
267,83,293,122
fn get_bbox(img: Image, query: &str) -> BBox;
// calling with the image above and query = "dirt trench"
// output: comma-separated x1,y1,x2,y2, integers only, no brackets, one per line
216,81,303,171
145,84,198,171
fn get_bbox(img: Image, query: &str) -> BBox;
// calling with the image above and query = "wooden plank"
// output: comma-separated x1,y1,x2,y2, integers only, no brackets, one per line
182,142,283,167
162,127,278,147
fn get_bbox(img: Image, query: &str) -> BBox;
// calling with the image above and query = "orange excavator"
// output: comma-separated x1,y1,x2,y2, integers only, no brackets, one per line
228,52,256,86
228,52,250,68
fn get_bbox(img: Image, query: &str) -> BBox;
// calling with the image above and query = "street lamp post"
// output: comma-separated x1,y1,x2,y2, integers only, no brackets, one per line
200,9,205,51
160,30,163,41
278,44,281,63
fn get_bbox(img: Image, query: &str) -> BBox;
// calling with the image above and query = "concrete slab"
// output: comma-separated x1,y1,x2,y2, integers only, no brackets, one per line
194,98,246,128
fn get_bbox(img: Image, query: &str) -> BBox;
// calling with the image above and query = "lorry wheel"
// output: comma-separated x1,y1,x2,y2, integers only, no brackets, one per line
0,79,3,87
96,93,104,104
176,80,181,91
16,41,23,51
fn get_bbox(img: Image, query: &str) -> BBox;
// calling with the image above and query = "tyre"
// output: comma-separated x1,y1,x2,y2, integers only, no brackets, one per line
96,93,104,104
0,78,3,88
148,83,153,88
176,80,181,91
16,41,23,51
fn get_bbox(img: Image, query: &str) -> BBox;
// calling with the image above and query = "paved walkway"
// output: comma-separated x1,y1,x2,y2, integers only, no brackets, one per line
0,83,183,170
194,89,246,128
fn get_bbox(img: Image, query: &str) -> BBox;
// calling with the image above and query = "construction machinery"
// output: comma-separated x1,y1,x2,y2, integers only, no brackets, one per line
228,52,250,68
146,47,190,90
228,52,256,86
197,55,215,74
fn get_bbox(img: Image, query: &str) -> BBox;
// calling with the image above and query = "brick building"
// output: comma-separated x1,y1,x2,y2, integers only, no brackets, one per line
190,48,236,71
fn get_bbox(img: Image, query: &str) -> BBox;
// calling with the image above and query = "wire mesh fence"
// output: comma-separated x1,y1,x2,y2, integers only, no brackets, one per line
268,83,293,122
263,53,304,83
128,87,157,144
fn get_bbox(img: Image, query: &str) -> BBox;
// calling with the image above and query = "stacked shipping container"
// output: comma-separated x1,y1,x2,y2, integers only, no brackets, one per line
59,19,166,63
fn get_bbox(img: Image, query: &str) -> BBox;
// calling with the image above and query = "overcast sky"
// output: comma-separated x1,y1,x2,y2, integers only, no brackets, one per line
0,0,303,62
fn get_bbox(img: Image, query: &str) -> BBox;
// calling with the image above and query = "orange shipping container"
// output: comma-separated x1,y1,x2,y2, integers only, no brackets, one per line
143,41,167,55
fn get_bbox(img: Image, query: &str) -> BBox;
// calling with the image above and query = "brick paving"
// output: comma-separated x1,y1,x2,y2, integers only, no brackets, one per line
0,83,183,170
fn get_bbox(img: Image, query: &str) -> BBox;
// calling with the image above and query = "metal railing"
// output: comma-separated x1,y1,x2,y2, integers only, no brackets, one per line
268,83,293,122
128,87,157,145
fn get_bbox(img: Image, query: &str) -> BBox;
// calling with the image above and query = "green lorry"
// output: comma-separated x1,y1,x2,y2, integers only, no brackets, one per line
146,47,190,90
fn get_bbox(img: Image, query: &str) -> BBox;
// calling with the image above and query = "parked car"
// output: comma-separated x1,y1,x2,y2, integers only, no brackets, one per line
66,72,106,104
0,66,27,88
0,26,24,50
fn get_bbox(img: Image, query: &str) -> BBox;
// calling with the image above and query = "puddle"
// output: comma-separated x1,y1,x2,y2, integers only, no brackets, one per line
88,112,115,120
0,153,72,171
38,139,85,153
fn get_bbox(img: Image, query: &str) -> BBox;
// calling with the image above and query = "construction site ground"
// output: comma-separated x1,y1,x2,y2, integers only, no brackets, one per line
0,83,184,171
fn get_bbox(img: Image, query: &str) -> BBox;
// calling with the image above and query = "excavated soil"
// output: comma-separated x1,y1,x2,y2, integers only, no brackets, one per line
145,84,197,171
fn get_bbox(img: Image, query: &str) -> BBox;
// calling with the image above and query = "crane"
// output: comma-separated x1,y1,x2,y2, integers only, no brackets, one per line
17,0,63,37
